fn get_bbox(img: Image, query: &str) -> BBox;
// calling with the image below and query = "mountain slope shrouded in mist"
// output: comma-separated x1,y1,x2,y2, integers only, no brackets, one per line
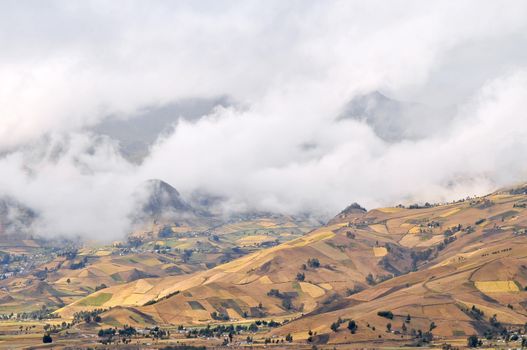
139,179,194,220
340,91,454,142
92,97,230,163
0,196,36,237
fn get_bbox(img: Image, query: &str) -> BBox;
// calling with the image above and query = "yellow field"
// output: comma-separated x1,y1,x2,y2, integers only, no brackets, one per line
376,207,404,213
408,226,421,234
259,275,273,284
299,282,325,298
319,283,333,290
94,250,112,256
133,279,154,293
135,257,162,267
440,208,461,217
474,281,520,293
373,247,388,257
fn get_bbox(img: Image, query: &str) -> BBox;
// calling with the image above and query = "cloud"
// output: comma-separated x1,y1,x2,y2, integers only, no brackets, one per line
0,1,527,239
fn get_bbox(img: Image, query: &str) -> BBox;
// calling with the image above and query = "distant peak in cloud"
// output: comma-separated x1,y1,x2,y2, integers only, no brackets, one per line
91,96,231,163
339,91,455,142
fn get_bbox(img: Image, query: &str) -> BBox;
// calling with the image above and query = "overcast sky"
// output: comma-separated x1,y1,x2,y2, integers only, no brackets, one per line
1,1,527,239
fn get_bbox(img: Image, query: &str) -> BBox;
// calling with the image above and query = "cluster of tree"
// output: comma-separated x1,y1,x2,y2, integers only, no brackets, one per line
253,319,282,327
0,252,28,265
0,306,60,320
40,322,71,343
330,317,345,332
185,322,261,340
182,249,193,262
465,305,484,320
57,248,78,260
408,202,436,209
377,310,394,319
127,236,145,248
118,325,137,337
144,290,180,306
97,325,137,345
267,289,296,310
410,248,435,268
411,329,434,346
72,308,106,324
153,243,172,253
158,226,174,238
263,337,290,344
210,311,229,321
437,235,457,251
329,317,358,334
443,224,462,237
160,346,206,350
184,320,286,341
345,285,364,296
69,256,88,270
307,258,320,268
95,283,108,291
467,335,482,347
296,272,305,281
98,328,116,337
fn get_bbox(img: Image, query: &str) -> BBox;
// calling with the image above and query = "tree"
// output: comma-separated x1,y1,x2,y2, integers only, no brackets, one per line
386,323,392,332
307,258,320,268
285,333,293,342
296,272,305,281
42,334,53,343
331,322,340,332
429,322,437,331
405,314,411,323
347,320,357,334
467,334,480,348
281,298,293,310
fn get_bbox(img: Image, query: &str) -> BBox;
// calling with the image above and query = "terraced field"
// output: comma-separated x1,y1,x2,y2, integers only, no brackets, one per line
3,186,527,348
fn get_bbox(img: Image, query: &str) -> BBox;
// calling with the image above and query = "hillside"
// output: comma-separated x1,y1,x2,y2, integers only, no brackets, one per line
55,185,527,348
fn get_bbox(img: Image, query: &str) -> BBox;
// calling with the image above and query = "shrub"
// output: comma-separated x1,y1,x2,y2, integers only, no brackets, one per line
467,335,480,347
475,218,486,225
42,334,52,343
307,258,320,268
377,311,394,319
347,320,357,334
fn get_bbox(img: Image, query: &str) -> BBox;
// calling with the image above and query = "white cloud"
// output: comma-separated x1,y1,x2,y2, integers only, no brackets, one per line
0,1,527,239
